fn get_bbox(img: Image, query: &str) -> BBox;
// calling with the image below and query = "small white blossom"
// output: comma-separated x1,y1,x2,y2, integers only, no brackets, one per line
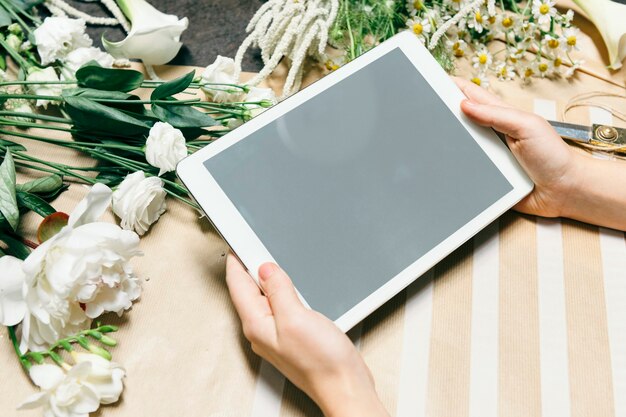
532,0,557,28
201,56,242,102
495,61,516,80
470,73,490,88
472,45,493,70
145,122,187,175
405,17,431,43
447,38,468,57
18,353,125,416
112,171,167,236
25,67,62,108
561,27,580,51
468,8,486,33
33,17,91,65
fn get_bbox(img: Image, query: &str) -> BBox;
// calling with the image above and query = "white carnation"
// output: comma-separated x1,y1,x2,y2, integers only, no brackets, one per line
112,171,167,235
65,47,115,74
19,184,142,352
145,122,187,175
18,353,125,416
26,67,62,108
201,55,242,102
33,17,92,65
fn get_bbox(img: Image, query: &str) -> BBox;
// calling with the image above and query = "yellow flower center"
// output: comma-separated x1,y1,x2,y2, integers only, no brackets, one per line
525,68,534,77
500,67,508,76
479,54,488,64
413,0,424,9
488,15,496,24
454,48,465,57
538,62,548,72
413,23,423,35
509,56,518,63
567,35,577,46
471,77,482,86
475,11,483,23
553,57,562,67
502,17,513,28
547,39,559,48
539,4,550,14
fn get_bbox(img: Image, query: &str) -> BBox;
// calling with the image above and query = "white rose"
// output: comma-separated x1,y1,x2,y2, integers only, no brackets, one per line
33,17,92,65
65,47,115,74
20,184,142,352
112,171,167,235
244,87,276,118
0,255,27,326
26,67,63,108
145,122,187,175
201,56,242,102
18,353,125,415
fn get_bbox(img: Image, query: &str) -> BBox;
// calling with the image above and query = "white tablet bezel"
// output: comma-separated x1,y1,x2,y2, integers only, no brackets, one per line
177,31,533,332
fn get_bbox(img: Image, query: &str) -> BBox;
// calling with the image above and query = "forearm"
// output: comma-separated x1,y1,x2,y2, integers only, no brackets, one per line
562,153,626,231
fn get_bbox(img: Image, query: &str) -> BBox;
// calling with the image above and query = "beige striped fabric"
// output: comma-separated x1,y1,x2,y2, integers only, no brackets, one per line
2,25,626,417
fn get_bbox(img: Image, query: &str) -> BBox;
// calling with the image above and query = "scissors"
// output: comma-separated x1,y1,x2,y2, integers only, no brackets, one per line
548,121,626,150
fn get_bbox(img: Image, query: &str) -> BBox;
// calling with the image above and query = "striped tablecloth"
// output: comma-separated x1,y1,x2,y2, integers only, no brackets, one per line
2,10,626,417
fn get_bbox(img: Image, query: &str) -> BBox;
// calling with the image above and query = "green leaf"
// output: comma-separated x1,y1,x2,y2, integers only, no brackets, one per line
16,191,56,217
76,65,144,92
62,88,144,114
59,340,73,351
0,138,26,151
64,96,150,137
11,0,45,11
152,103,216,129
17,174,63,194
178,127,210,140
151,70,194,101
0,233,30,259
0,9,12,27
95,171,125,186
0,151,19,231
0,246,5,256
76,336,90,349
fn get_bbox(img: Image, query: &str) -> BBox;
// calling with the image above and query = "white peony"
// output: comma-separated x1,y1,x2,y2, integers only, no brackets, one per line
112,171,167,235
201,56,242,102
144,122,187,175
18,184,142,352
26,67,63,108
33,17,92,65
18,353,125,415
0,255,27,326
65,47,115,74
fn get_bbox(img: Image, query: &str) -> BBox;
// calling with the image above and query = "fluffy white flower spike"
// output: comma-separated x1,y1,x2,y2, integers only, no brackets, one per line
102,0,188,65
112,171,167,235
0,255,27,326
145,122,187,175
19,184,142,352
18,353,125,416
33,17,91,65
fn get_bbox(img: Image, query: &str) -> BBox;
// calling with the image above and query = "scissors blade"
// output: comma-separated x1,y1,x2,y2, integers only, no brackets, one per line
549,120,592,143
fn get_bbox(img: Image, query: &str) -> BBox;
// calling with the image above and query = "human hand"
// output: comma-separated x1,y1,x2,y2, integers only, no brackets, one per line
225,254,389,417
454,77,587,218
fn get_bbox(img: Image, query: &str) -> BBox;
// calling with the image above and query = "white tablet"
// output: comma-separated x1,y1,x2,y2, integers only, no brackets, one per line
177,31,533,332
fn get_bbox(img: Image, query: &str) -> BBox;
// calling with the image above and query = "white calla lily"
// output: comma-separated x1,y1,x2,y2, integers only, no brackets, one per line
102,0,188,65
573,0,626,69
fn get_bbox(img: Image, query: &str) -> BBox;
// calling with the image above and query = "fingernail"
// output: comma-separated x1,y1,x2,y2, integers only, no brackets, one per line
258,263,279,281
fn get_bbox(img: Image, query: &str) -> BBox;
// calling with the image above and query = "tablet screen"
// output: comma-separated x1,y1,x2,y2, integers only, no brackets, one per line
204,47,512,320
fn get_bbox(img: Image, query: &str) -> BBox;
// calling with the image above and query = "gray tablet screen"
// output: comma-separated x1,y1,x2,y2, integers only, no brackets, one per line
204,47,512,321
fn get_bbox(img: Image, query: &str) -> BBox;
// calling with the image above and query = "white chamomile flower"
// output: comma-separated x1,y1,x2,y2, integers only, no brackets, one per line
506,45,525,64
561,9,574,26
520,62,538,81
472,45,493,69
444,0,463,12
532,0,557,28
406,17,431,42
496,62,516,81
470,73,490,88
536,59,553,77
406,0,425,13
561,27,580,51
542,35,561,56
564,59,583,78
467,7,486,33
446,38,468,57
496,13,517,34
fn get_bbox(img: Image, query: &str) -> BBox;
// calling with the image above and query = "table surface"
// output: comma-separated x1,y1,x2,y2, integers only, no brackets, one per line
2,2,626,417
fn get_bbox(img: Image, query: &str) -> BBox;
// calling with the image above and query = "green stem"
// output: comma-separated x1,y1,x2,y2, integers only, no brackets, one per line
0,34,30,69
0,119,75,133
0,0,33,35
0,111,72,124
8,326,30,370
164,188,199,210
0,93,202,106
14,151,96,183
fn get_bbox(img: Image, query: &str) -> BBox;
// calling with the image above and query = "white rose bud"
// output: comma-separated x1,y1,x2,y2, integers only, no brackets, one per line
145,122,187,175
33,17,92,65
112,171,167,236
201,55,242,102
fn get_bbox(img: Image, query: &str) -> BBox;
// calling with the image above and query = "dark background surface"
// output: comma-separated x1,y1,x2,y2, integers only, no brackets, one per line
75,0,265,71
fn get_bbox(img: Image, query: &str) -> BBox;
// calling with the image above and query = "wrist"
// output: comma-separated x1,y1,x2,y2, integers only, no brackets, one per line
555,151,592,220
312,372,389,417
